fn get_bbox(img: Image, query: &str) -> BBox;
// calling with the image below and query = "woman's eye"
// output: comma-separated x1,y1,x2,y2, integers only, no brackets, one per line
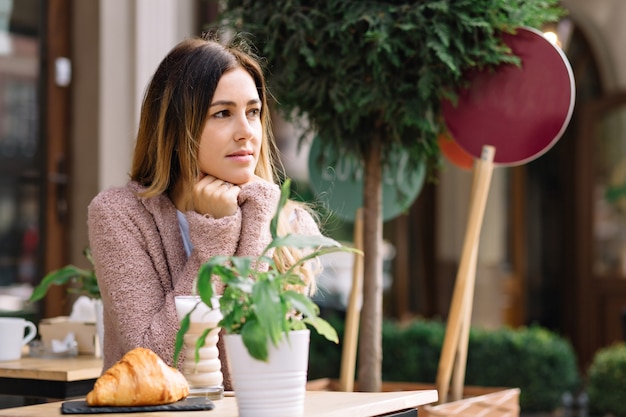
213,110,230,118
248,108,261,118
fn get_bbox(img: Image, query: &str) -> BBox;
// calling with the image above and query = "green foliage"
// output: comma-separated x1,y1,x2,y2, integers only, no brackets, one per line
29,247,100,301
174,179,359,364
587,342,626,417
211,0,564,173
381,318,445,383
309,317,579,412
465,325,580,412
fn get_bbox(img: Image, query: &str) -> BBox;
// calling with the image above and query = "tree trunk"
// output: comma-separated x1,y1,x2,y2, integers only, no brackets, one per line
357,137,384,392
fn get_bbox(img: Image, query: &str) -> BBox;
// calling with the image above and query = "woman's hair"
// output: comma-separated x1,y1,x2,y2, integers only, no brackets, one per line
130,33,318,292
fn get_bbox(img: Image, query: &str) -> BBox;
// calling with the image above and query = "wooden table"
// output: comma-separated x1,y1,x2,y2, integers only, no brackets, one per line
0,389,438,417
0,356,102,399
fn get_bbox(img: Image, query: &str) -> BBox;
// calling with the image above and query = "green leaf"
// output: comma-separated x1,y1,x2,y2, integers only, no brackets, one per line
283,291,319,319
173,312,191,366
29,266,90,302
289,319,307,331
241,317,269,361
266,233,342,251
219,288,248,333
427,39,459,75
270,179,291,239
196,263,216,307
304,317,339,344
222,273,254,294
252,278,283,346
230,257,252,278
194,327,213,364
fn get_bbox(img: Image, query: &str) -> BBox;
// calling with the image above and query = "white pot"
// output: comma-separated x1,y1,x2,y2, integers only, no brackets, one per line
224,329,310,417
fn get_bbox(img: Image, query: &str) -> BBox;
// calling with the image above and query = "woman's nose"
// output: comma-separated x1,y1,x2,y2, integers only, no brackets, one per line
234,115,254,141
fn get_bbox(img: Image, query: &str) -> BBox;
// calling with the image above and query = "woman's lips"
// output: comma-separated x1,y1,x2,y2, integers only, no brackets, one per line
226,151,254,162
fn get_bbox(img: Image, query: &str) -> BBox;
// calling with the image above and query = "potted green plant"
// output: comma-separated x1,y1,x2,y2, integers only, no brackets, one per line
29,247,99,302
174,179,359,417
29,248,103,356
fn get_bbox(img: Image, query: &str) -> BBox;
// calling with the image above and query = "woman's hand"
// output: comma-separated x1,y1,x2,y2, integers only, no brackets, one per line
192,175,241,218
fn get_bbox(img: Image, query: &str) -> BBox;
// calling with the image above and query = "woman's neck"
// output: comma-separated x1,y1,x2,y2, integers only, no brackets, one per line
170,181,188,212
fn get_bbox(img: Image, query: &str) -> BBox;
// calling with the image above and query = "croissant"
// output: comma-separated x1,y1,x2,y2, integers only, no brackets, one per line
86,347,189,407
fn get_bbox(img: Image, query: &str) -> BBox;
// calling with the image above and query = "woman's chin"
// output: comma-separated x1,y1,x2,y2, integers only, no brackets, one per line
228,174,254,186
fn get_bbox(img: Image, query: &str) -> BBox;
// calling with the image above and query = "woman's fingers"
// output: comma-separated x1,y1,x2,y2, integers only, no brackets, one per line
192,176,241,218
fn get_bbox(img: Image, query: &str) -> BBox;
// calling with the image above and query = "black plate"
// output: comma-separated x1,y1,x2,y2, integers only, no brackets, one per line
61,397,215,414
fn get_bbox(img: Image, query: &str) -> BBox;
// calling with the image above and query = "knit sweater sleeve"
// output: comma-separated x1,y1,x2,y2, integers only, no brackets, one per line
88,189,173,368
235,180,281,257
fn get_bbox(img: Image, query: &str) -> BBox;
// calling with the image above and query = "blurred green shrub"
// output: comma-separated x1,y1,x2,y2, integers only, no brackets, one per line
587,342,626,417
464,324,579,412
309,315,579,413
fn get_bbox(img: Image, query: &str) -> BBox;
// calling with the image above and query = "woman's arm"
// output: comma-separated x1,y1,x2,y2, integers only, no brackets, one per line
235,180,281,257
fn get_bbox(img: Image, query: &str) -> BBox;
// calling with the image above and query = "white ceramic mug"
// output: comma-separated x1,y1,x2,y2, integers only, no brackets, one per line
0,317,37,361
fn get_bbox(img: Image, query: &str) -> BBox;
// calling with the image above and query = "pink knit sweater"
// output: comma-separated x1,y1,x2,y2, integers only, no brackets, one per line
87,180,319,390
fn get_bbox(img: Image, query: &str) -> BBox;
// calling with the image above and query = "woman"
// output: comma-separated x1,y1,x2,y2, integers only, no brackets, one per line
87,34,321,390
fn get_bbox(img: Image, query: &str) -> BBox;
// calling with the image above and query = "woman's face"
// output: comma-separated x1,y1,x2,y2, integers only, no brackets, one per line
197,67,262,185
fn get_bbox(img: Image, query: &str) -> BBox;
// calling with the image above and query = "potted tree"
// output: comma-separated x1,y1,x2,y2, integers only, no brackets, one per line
174,179,359,417
209,0,565,392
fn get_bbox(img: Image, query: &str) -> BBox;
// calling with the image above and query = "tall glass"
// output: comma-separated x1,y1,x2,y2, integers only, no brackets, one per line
174,295,223,400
